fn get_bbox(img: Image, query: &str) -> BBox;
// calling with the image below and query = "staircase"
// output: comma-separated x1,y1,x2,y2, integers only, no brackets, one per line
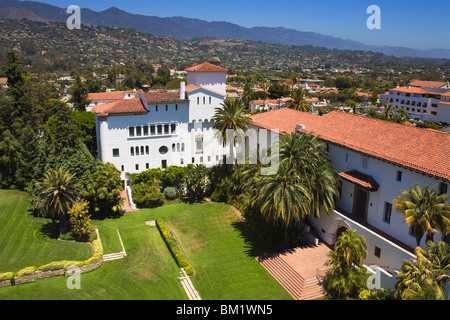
102,252,125,261
258,248,329,300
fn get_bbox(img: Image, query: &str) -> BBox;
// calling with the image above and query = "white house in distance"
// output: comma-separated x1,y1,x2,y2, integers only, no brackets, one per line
87,90,137,112
380,80,450,123
249,108,450,289
93,61,228,186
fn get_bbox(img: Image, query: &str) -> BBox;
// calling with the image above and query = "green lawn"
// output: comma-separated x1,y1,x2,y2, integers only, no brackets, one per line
0,190,92,273
0,190,292,300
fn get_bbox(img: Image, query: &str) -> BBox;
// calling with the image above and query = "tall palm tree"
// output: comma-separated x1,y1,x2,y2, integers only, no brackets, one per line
252,162,312,230
280,132,338,217
250,133,339,236
212,98,253,146
289,73,300,90
285,87,312,113
36,167,80,235
394,184,450,247
327,229,368,270
325,229,369,299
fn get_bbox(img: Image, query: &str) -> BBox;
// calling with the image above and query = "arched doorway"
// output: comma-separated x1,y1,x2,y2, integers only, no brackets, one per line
336,226,349,242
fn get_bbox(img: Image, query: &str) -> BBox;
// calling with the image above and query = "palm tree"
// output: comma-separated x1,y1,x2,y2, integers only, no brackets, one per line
182,164,210,201
249,133,339,238
327,229,368,270
394,184,450,247
325,229,369,299
252,162,312,230
279,132,339,217
212,98,253,146
285,87,312,113
384,104,394,119
395,243,449,300
35,167,80,235
289,73,300,90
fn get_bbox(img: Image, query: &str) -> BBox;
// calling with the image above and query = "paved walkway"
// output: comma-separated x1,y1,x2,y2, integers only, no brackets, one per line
120,190,138,213
258,243,332,300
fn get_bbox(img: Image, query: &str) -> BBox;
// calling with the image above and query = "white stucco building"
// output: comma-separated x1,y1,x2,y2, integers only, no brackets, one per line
93,62,228,186
249,108,450,288
380,80,450,123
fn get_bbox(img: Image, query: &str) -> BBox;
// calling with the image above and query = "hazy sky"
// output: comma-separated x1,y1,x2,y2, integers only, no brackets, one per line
29,0,450,50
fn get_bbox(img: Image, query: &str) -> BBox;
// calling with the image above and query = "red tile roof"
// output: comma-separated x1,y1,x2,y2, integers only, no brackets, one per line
339,170,380,191
390,86,430,95
93,98,147,116
88,91,135,101
141,90,187,103
249,108,450,181
185,62,228,73
409,80,447,88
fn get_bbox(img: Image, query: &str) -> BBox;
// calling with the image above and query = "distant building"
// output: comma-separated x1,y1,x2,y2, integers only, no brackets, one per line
380,80,450,123
87,91,136,112
93,62,228,187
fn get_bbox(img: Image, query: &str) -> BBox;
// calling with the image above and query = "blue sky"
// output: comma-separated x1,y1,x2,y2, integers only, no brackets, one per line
30,0,450,50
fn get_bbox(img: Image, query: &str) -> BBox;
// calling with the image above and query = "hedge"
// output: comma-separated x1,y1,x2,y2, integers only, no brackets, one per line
0,237,104,284
155,219,194,276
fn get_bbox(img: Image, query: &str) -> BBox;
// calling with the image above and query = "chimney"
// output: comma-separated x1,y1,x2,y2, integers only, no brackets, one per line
180,81,186,100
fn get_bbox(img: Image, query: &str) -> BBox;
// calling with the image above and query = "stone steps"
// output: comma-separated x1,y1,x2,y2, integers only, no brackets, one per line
102,252,124,261
258,254,326,300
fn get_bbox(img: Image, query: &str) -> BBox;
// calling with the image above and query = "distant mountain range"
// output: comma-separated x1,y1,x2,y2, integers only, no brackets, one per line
1,0,450,60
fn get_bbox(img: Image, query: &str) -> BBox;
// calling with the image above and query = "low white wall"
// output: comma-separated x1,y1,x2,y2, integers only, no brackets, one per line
309,209,416,272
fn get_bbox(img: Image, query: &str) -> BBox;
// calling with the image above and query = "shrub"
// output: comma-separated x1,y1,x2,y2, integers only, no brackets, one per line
68,200,92,242
156,219,190,270
184,265,194,277
132,183,165,208
0,272,15,281
38,261,66,272
163,186,178,200
16,266,37,277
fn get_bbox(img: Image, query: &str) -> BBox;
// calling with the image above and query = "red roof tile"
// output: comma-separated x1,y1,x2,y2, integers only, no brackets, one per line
141,90,187,103
409,80,447,88
185,62,228,73
88,91,135,101
249,108,450,181
339,170,380,191
93,98,147,116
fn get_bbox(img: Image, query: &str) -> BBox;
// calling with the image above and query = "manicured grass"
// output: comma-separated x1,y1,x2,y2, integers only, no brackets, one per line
0,190,92,273
0,190,292,300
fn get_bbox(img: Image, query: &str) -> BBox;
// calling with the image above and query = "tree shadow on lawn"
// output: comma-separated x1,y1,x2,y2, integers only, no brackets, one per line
231,220,278,259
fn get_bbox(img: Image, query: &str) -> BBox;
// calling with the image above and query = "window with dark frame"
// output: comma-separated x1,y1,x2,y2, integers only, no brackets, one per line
374,246,381,258
396,170,402,182
383,202,392,224
439,183,448,196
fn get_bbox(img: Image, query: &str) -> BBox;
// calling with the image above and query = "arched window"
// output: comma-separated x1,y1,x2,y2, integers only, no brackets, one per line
135,146,139,156
145,146,149,155
130,147,134,156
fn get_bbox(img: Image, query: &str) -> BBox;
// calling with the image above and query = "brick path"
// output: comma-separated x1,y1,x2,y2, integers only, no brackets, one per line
120,190,137,213
258,243,332,300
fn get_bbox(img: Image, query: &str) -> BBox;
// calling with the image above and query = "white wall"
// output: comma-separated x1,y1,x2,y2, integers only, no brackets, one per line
329,143,449,250
188,72,227,96
188,89,225,123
